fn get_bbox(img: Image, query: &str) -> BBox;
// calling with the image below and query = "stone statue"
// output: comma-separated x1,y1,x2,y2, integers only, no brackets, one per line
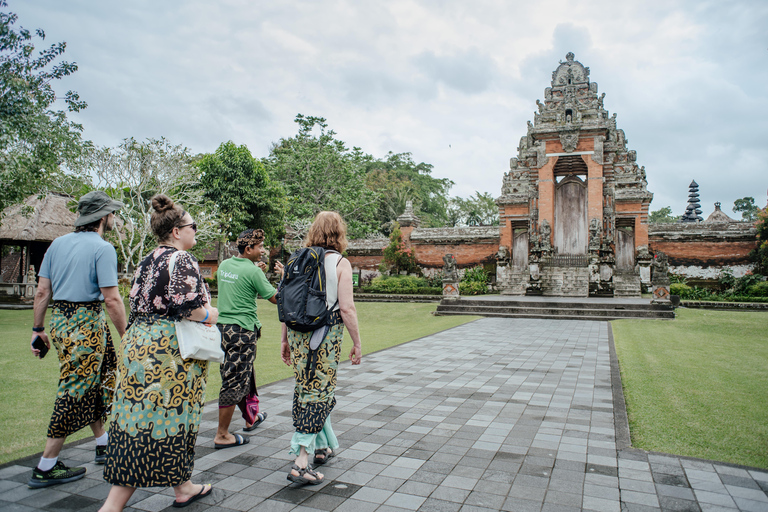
495,246,510,266
539,220,552,253
651,252,669,283
588,218,602,251
442,253,458,282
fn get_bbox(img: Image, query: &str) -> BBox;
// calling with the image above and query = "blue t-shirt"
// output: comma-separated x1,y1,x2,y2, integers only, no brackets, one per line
38,232,119,301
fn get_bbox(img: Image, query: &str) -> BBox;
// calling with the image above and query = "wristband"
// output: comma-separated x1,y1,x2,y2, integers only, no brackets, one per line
201,310,209,323
32,327,44,332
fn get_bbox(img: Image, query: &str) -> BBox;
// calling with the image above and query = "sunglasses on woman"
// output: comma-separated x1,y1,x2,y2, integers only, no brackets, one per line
177,222,197,232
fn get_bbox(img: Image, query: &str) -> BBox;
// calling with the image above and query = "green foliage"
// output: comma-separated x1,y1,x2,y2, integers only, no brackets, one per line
733,197,759,222
648,206,679,224
363,275,439,295
380,222,419,275
199,141,286,250
752,207,768,275
117,277,131,299
719,268,765,296
746,282,768,297
459,281,488,295
0,1,88,215
262,114,378,238
448,192,500,227
461,265,489,284
363,152,453,230
668,273,687,284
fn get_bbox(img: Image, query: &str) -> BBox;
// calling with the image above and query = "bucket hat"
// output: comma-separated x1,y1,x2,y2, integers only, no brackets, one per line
74,191,124,227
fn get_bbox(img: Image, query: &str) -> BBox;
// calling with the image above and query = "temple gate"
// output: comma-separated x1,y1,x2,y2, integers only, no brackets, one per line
496,53,653,297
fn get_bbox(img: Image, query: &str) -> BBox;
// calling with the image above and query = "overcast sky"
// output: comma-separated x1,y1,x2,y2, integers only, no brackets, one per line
12,0,768,218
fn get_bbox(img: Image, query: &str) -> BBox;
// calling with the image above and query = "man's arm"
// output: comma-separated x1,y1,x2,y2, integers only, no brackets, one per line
30,277,52,357
101,286,127,337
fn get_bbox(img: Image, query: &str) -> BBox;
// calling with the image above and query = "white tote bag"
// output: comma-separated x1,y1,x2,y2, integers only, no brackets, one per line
168,251,224,363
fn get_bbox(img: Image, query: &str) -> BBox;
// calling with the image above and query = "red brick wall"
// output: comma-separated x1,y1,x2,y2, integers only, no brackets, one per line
411,241,499,269
649,240,756,266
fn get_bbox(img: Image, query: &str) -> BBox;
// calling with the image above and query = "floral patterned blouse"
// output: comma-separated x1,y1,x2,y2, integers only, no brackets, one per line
129,246,209,321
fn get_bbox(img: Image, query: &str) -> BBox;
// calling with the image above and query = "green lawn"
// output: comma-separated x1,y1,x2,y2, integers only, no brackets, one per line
612,308,768,469
0,301,478,466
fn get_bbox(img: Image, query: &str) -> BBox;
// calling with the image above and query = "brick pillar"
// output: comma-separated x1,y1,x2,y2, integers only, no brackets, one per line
584,154,604,222
400,225,415,247
537,156,557,235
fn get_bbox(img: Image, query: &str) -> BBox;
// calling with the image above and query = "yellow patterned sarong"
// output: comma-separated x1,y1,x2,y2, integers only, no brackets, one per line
103,314,208,488
48,301,117,438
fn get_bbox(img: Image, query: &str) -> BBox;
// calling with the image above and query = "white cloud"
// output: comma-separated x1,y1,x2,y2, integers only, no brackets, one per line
10,0,768,216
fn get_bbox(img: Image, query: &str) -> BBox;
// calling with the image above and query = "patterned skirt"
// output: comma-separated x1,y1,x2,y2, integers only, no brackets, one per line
288,311,344,434
218,324,259,408
48,301,117,438
103,315,208,488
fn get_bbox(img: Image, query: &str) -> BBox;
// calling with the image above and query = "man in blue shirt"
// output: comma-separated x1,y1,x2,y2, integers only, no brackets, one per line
28,191,128,489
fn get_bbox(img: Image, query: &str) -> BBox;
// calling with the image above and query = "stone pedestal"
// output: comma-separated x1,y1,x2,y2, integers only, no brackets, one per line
652,283,671,304
442,280,460,297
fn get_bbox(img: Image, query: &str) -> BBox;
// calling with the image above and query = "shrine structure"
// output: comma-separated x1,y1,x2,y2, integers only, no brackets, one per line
496,53,653,297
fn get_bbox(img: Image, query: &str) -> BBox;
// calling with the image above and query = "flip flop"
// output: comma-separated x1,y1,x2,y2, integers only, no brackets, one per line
243,412,268,432
286,463,324,485
214,434,250,449
172,484,212,508
313,448,335,465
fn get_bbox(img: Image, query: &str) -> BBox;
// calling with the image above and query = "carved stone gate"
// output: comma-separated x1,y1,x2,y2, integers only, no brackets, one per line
495,53,653,297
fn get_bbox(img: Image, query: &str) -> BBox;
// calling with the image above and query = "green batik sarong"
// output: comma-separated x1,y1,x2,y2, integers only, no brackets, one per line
103,315,208,488
288,310,343,455
48,301,117,438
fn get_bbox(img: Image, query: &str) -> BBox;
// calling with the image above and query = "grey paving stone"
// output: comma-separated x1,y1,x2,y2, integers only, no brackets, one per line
417,497,463,512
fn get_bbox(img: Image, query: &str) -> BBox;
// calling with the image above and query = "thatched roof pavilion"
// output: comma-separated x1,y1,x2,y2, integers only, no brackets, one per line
0,193,76,293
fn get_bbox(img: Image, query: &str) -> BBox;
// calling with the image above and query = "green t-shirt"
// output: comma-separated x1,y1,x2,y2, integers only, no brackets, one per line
216,256,276,330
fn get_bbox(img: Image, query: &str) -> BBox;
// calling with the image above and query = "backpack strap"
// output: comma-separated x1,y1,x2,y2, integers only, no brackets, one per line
324,251,342,312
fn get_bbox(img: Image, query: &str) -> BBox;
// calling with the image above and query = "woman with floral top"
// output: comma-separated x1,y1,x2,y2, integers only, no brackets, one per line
100,195,218,511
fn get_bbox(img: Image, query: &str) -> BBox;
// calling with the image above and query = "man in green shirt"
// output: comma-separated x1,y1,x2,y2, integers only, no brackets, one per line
214,229,283,448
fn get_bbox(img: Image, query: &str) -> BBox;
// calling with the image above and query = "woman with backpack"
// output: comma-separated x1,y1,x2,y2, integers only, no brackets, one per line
280,211,363,485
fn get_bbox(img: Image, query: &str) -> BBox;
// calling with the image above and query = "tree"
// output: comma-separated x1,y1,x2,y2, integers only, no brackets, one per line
198,141,286,261
752,206,768,275
364,152,453,230
733,197,759,222
379,222,418,275
449,192,500,226
0,1,88,216
648,206,679,224
73,138,218,269
262,114,379,238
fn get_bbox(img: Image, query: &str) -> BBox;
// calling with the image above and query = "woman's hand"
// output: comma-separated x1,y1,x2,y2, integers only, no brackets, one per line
274,261,285,279
280,339,292,366
349,344,362,365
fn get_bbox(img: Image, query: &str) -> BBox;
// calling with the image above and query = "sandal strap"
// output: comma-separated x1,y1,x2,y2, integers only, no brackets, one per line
291,464,321,479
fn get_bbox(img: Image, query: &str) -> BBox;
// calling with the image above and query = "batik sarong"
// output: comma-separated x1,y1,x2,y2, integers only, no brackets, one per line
288,311,343,455
48,300,117,438
218,324,259,408
103,314,208,488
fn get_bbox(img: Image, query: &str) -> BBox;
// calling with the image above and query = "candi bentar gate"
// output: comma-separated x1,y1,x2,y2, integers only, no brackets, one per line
495,53,654,297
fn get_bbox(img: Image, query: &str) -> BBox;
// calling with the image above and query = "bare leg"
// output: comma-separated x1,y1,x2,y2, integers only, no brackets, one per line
290,447,323,481
99,485,135,512
41,437,67,459
214,406,236,445
89,419,105,439
173,481,211,505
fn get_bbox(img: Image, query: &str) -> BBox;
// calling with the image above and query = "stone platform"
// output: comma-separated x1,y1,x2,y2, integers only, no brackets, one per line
1,318,765,511
436,296,675,321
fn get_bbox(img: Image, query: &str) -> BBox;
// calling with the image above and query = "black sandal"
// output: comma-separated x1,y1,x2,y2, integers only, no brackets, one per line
287,464,324,485
313,448,334,465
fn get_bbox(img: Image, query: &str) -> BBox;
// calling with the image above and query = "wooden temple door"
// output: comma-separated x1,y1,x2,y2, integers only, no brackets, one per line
616,226,635,269
554,175,588,255
512,228,528,269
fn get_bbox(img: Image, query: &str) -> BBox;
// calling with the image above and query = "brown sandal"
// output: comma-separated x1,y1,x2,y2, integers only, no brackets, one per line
287,464,324,485
313,448,334,465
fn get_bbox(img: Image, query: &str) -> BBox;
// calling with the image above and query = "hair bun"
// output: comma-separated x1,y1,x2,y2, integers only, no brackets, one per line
151,194,175,213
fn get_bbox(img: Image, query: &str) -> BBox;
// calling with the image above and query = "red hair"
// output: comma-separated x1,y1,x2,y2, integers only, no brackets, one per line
304,211,348,253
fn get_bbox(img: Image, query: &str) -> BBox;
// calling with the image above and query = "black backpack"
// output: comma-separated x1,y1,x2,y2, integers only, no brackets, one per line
276,246,337,332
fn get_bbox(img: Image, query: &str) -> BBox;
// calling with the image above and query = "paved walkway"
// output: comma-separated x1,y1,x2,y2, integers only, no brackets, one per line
1,318,767,512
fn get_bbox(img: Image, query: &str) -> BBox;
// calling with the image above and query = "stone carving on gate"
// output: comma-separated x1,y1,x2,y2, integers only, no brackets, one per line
560,130,579,152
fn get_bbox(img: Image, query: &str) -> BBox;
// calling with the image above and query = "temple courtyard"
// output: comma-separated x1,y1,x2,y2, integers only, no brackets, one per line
1,317,766,512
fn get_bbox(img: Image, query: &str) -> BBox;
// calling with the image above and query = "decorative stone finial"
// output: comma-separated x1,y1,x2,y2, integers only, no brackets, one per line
396,200,420,228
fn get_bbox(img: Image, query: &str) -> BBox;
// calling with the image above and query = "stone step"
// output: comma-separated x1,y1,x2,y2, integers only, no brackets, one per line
436,299,674,320
433,310,673,321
